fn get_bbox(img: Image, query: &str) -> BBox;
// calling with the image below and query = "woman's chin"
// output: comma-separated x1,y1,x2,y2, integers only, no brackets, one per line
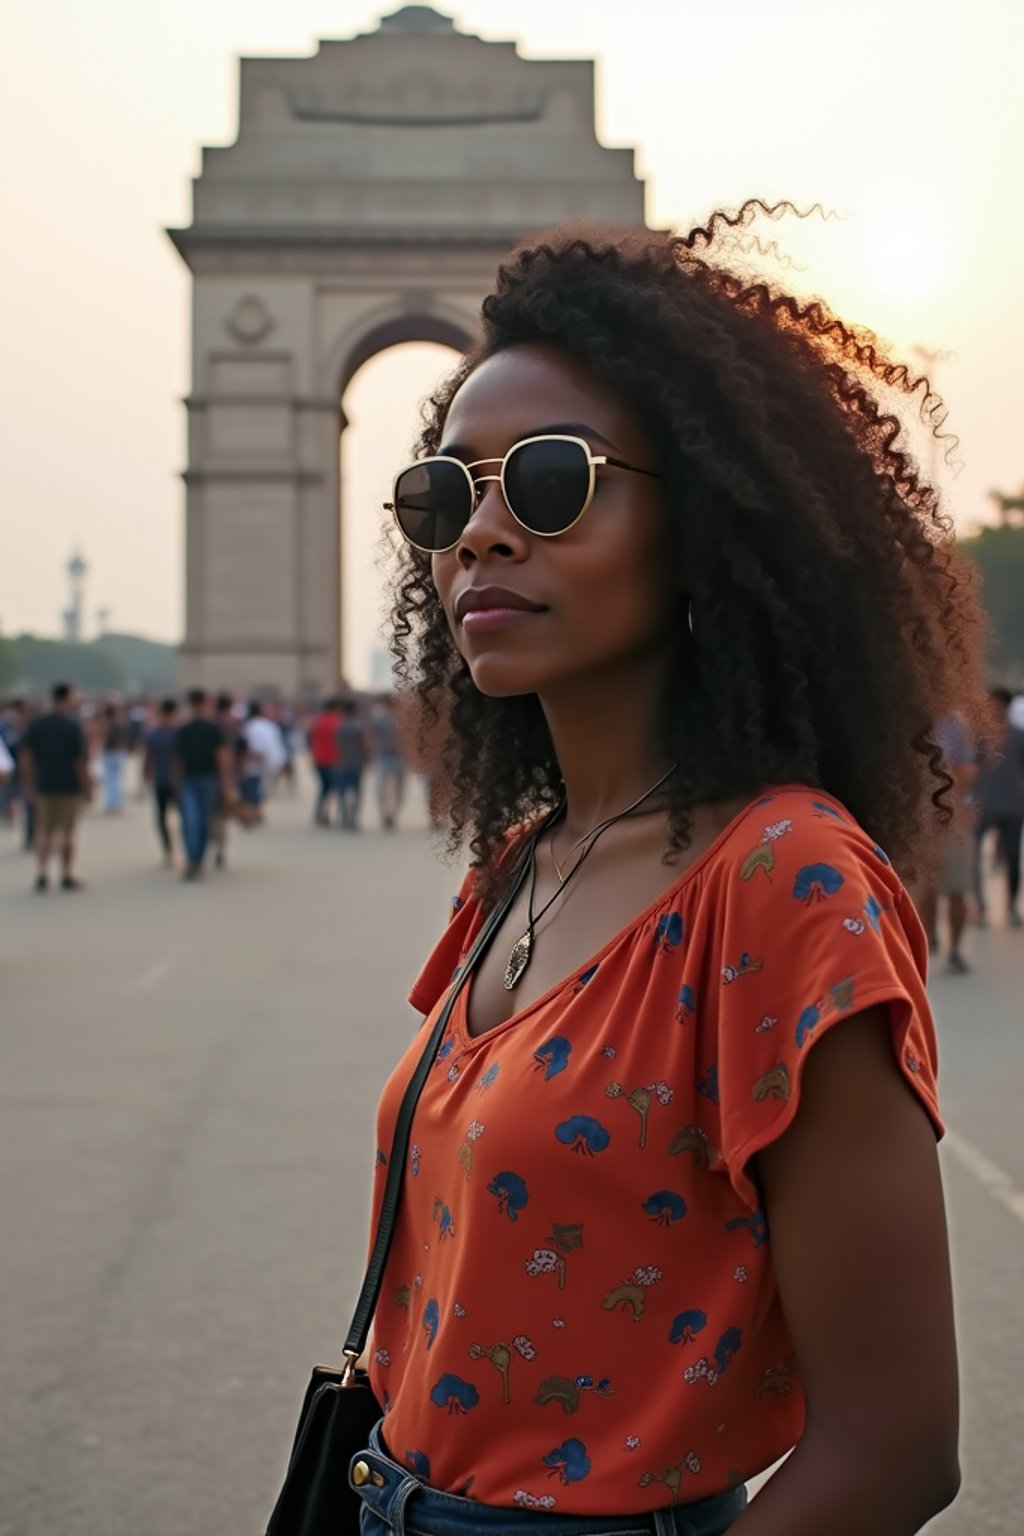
466,656,546,699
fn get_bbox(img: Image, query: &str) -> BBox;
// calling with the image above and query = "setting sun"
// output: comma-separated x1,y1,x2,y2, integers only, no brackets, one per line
860,196,955,306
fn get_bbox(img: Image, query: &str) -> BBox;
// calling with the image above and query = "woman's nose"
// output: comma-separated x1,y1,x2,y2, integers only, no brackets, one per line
455,478,528,566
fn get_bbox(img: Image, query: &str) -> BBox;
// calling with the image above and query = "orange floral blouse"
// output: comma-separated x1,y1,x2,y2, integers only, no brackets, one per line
366,785,942,1514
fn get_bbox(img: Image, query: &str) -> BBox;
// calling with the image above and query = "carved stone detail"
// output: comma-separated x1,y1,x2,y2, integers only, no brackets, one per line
225,296,275,345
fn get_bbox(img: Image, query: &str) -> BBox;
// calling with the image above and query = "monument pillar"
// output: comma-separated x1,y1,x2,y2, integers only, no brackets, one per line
169,4,646,694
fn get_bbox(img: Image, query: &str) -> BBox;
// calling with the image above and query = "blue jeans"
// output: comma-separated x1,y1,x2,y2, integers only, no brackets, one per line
350,1420,746,1536
336,767,363,829
102,751,126,812
241,774,264,807
178,775,219,869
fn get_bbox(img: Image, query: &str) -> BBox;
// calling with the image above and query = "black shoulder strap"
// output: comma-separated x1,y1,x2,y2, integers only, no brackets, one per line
342,831,536,1360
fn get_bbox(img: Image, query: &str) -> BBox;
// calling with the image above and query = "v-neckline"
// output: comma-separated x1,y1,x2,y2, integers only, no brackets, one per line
455,783,808,1049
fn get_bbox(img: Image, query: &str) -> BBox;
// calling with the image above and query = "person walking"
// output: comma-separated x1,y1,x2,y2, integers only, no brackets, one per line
917,711,977,974
0,704,16,824
6,700,37,850
128,700,149,800
239,699,285,825
18,682,91,892
99,703,131,814
210,692,240,870
0,732,14,799
0,698,29,841
335,698,367,831
369,694,407,830
974,687,1024,927
276,705,299,795
173,689,235,880
143,697,180,867
336,213,982,1535
309,696,343,826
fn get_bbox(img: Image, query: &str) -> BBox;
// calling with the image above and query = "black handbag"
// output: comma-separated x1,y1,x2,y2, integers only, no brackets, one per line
265,835,536,1536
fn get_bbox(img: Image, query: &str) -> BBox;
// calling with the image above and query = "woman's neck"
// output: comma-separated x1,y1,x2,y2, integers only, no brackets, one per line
538,654,676,840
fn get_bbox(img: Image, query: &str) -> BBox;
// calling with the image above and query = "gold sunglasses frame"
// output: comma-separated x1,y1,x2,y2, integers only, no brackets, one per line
384,433,659,554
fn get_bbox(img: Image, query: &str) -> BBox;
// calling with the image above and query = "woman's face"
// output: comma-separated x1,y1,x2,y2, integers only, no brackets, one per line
430,343,680,700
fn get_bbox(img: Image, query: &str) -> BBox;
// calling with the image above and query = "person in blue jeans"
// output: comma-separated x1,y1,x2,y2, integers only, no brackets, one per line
143,697,180,867
350,1419,746,1536
335,698,368,831
172,689,236,880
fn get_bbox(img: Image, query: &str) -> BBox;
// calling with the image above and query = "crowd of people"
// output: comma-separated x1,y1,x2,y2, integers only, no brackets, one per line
3,681,1021,944
920,687,1024,973
0,684,416,889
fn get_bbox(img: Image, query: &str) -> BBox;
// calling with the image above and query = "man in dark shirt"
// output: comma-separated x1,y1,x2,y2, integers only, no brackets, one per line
173,688,236,879
19,682,91,892
335,699,368,831
143,697,180,868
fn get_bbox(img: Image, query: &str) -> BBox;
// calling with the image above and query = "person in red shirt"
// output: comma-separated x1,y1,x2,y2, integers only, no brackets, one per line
309,697,342,827
342,209,993,1535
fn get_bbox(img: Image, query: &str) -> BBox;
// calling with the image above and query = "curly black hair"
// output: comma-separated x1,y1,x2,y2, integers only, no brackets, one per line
387,200,990,899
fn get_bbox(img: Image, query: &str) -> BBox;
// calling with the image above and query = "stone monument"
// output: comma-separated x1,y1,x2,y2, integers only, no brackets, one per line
169,5,646,692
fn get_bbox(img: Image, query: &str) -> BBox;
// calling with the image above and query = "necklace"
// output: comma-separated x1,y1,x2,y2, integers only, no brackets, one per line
550,762,679,884
503,763,678,992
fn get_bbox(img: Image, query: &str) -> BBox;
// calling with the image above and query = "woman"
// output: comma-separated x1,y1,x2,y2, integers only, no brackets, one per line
353,205,987,1535
100,702,130,814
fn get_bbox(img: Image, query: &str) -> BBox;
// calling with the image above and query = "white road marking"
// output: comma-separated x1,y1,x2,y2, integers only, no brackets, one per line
126,955,176,994
944,1129,1024,1232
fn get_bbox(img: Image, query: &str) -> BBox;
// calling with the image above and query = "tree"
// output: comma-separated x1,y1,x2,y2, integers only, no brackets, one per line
11,636,128,694
959,524,1024,680
0,635,18,690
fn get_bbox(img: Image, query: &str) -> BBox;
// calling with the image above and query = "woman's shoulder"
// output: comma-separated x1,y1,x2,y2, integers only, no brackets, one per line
692,783,916,999
706,784,896,886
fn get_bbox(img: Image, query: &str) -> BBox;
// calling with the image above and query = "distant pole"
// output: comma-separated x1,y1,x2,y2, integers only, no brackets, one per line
64,550,88,642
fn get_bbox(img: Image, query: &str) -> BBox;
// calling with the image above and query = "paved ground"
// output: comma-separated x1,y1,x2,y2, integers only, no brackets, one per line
1,773,1022,1535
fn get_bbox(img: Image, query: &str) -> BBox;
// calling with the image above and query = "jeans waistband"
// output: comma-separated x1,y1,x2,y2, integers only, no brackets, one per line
349,1419,747,1536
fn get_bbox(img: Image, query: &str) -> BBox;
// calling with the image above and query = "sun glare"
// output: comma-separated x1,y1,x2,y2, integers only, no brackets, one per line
846,183,957,315
864,225,949,305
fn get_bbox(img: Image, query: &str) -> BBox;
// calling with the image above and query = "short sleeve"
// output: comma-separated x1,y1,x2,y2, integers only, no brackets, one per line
407,866,481,1016
709,793,942,1211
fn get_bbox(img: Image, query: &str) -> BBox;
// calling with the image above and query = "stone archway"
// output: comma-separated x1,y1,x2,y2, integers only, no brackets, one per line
336,309,472,690
168,4,645,693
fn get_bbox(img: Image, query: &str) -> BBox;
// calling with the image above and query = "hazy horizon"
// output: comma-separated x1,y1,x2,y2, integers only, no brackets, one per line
3,1,1022,684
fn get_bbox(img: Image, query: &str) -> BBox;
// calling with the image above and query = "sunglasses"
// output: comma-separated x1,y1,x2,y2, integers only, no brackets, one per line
385,433,659,554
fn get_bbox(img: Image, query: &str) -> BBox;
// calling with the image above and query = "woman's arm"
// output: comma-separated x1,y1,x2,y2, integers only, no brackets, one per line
729,1005,960,1535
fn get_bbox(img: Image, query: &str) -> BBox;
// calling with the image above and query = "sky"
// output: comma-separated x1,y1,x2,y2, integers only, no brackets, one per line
2,0,1022,684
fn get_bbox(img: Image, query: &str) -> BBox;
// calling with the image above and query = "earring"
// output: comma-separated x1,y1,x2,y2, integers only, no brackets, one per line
687,599,695,637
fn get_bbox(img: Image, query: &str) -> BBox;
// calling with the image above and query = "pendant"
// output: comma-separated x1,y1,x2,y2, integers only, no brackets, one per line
503,929,533,991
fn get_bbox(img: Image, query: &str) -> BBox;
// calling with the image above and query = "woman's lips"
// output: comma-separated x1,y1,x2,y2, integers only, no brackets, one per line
460,606,547,635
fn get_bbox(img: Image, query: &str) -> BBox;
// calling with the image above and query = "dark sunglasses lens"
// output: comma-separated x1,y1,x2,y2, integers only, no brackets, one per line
504,439,591,534
393,460,471,551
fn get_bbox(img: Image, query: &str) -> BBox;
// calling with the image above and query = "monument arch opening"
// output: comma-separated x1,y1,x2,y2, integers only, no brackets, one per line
169,3,645,693
341,336,461,690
